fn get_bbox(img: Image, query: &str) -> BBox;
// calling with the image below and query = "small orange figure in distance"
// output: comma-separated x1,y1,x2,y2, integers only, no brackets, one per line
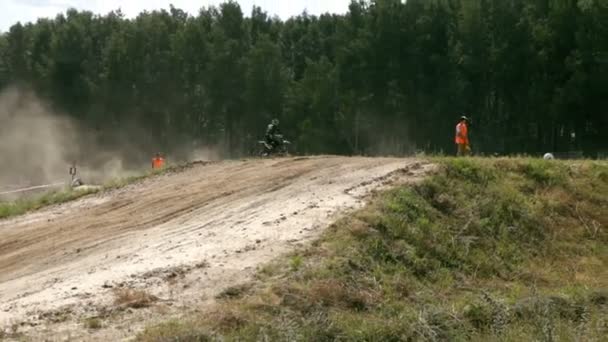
455,116,471,156
152,152,165,169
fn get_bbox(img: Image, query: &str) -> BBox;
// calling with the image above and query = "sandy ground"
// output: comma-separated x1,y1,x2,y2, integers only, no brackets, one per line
0,156,432,341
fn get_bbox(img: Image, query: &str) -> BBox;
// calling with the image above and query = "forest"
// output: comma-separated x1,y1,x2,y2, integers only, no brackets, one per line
0,0,606,158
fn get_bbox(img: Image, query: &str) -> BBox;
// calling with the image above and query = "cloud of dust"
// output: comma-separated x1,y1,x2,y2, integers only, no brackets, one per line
353,112,415,156
0,87,222,197
0,87,81,189
0,88,137,192
187,147,221,162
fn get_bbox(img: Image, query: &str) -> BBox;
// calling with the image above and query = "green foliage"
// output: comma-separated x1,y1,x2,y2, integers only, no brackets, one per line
517,160,569,186
290,255,304,271
1,1,606,157
0,166,167,220
138,320,213,342
138,158,608,341
444,158,496,184
0,187,98,219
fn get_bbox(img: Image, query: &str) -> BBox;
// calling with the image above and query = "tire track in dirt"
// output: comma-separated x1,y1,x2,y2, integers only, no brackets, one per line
0,156,432,340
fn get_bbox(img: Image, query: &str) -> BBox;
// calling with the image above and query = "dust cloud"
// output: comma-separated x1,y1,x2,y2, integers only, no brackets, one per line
0,87,214,197
0,87,80,190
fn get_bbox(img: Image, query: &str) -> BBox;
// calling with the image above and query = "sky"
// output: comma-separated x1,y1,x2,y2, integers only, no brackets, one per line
0,0,352,32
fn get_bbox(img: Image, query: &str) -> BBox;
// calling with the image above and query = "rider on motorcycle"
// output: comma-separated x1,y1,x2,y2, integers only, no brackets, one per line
265,118,282,149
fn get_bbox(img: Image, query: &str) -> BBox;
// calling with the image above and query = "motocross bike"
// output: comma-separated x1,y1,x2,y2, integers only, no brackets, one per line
258,134,291,157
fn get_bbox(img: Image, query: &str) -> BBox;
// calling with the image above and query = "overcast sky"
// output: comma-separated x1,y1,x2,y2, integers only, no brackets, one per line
0,0,351,32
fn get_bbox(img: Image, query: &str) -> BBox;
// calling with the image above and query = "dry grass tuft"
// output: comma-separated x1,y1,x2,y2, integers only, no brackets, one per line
113,288,158,309
84,317,103,329
216,283,253,300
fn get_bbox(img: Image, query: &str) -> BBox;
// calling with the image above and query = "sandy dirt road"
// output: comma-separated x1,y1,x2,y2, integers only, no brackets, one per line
0,156,431,340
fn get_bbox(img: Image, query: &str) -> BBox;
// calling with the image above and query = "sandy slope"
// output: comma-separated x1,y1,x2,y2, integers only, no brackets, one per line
0,156,431,340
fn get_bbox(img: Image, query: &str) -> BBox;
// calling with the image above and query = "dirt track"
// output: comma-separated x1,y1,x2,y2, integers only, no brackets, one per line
0,156,431,340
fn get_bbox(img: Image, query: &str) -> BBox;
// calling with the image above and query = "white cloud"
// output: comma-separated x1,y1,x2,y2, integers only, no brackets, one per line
0,0,351,32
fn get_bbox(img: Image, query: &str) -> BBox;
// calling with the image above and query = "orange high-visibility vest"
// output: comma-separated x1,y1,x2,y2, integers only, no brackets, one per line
152,157,165,169
455,122,469,145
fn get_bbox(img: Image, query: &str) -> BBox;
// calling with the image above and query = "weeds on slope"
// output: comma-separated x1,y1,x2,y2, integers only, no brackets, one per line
0,187,99,219
0,160,217,220
0,168,168,220
138,158,608,341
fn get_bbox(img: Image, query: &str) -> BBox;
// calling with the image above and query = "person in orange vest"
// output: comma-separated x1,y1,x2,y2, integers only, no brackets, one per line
455,116,471,156
152,152,165,169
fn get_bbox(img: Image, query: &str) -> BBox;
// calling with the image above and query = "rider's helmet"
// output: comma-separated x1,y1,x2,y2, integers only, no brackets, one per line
460,115,469,121
272,118,279,126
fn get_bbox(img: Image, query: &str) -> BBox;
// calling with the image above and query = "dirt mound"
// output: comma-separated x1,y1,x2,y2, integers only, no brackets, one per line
0,156,431,340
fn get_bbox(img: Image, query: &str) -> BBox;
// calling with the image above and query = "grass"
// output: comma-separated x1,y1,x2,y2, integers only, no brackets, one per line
0,186,100,219
290,255,304,271
113,288,159,309
84,317,103,330
216,284,254,300
138,157,608,341
0,166,170,220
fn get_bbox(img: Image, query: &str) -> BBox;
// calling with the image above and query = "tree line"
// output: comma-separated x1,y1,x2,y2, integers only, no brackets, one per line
0,0,606,158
